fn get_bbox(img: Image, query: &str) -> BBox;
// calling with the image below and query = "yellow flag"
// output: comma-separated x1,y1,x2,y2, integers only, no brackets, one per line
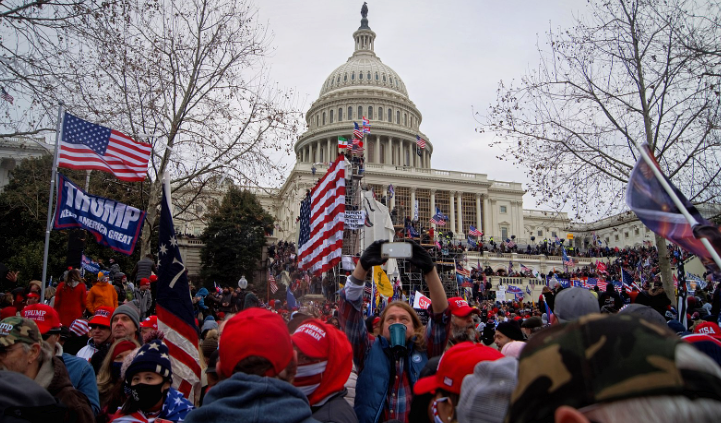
373,266,394,297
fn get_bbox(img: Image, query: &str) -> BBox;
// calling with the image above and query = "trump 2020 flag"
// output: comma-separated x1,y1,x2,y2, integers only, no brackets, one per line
156,173,201,400
58,112,152,182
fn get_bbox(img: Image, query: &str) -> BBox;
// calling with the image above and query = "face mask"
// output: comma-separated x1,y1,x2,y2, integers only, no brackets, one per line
293,361,327,398
111,362,122,381
128,382,167,411
432,397,450,423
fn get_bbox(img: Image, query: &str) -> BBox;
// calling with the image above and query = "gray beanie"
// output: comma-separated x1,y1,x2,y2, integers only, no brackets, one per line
111,303,140,331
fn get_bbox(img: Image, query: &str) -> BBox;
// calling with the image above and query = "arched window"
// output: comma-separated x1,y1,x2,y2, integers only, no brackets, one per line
396,111,400,124
331,77,335,85
344,74,348,82
368,106,373,120
330,110,334,124
375,72,379,81
358,106,363,120
382,75,386,83
348,106,353,121
387,108,392,122
320,147,324,162
359,72,363,80
315,115,319,127
367,72,371,80
351,72,355,80
338,108,343,121
322,112,326,125
378,107,383,121
404,113,408,126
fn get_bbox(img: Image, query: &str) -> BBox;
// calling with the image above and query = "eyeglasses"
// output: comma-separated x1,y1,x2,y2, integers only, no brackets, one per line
0,344,24,357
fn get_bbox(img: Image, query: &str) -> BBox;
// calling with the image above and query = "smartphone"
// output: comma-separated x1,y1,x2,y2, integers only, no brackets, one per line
381,242,413,259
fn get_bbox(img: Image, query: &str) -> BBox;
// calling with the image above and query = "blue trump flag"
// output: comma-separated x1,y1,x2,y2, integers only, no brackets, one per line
53,173,145,255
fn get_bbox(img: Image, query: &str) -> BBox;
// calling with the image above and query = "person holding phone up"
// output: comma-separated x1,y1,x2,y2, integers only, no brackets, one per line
338,240,450,423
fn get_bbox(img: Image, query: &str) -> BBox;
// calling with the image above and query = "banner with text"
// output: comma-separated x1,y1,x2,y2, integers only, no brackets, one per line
344,210,366,229
54,173,146,255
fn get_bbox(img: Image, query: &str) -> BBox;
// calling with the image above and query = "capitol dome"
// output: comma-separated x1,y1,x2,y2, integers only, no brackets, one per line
295,10,432,170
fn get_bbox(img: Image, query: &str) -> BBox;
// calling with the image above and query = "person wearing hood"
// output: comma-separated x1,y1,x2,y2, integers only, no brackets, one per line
54,268,87,328
291,319,357,423
87,272,118,314
201,315,219,338
184,308,320,423
194,287,210,316
112,334,194,422
0,317,94,422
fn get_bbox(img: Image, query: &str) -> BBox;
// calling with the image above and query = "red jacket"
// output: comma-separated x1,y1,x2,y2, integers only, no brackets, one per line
54,282,87,328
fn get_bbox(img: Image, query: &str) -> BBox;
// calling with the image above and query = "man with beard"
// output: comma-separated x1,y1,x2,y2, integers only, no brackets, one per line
446,297,480,349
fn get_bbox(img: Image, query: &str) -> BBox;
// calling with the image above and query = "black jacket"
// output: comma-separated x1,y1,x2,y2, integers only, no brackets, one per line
311,390,358,423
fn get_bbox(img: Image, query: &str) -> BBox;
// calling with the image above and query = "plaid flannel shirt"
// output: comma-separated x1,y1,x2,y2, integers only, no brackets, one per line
338,286,450,422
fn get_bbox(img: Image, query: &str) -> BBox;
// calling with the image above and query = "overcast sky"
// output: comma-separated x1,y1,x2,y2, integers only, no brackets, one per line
256,0,587,212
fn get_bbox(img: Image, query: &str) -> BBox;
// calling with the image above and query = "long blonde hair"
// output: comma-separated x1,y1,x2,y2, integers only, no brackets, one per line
379,301,427,352
97,338,140,398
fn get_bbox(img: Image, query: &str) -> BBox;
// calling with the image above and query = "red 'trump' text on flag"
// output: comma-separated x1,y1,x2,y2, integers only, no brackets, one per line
58,112,152,182
298,154,346,275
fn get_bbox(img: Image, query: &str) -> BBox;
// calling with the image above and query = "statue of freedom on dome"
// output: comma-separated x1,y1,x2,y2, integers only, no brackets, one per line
361,2,368,19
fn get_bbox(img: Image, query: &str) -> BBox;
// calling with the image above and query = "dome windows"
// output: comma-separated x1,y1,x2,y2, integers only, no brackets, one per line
344,74,348,82
330,109,334,124
387,108,392,122
375,72,379,81
378,107,383,121
382,75,386,83
358,106,363,120
322,112,326,125
351,72,355,80
338,108,343,121
368,106,373,120
396,111,400,124
359,72,363,80
367,72,371,81
348,106,353,121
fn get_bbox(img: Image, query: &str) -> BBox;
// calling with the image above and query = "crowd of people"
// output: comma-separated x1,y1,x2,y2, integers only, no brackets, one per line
1,238,721,423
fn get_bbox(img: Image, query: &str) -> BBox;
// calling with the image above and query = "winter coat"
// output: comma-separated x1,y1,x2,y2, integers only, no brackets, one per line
36,356,95,423
54,281,87,328
87,281,118,314
62,352,101,416
311,389,357,423
184,372,320,423
111,387,193,423
131,257,156,282
132,289,152,319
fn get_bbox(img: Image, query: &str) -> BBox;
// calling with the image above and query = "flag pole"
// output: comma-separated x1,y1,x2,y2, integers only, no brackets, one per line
633,142,721,270
41,103,64,301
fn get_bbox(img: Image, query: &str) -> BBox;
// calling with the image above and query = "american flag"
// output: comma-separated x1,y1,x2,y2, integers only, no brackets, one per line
269,274,278,294
430,216,446,226
456,262,471,277
155,174,201,400
469,225,482,237
1,87,13,104
507,240,516,249
58,113,152,182
520,263,532,273
298,154,345,275
416,135,426,149
562,247,574,267
353,122,363,140
362,116,371,133
364,284,372,295
596,280,608,291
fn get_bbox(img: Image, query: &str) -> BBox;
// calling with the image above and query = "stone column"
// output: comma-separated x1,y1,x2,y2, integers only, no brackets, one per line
385,137,392,165
457,193,464,236
449,191,456,238
475,193,482,232
327,138,332,162
430,189,436,230
483,195,491,237
374,136,380,164
410,187,416,221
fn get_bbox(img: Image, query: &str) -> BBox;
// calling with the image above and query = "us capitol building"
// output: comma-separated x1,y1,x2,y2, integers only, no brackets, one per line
261,11,570,247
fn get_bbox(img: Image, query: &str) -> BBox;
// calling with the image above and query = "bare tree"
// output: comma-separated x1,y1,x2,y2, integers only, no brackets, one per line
481,0,721,299
43,0,301,254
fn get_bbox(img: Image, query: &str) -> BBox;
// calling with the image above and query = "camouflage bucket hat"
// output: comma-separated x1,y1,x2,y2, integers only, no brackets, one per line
506,314,721,423
0,317,41,348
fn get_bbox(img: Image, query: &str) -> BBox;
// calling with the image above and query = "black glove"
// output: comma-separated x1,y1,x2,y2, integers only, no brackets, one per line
406,240,435,274
360,240,388,271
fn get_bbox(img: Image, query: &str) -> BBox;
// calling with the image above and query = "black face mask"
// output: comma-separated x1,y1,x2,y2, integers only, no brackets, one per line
128,383,167,411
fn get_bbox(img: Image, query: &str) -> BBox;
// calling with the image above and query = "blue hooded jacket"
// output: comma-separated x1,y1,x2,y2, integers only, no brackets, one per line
184,372,320,423
196,287,209,310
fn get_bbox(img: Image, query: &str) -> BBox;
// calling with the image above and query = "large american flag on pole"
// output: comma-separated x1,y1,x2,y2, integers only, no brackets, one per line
156,174,201,401
58,112,152,182
416,135,426,149
298,154,345,275
269,274,279,294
